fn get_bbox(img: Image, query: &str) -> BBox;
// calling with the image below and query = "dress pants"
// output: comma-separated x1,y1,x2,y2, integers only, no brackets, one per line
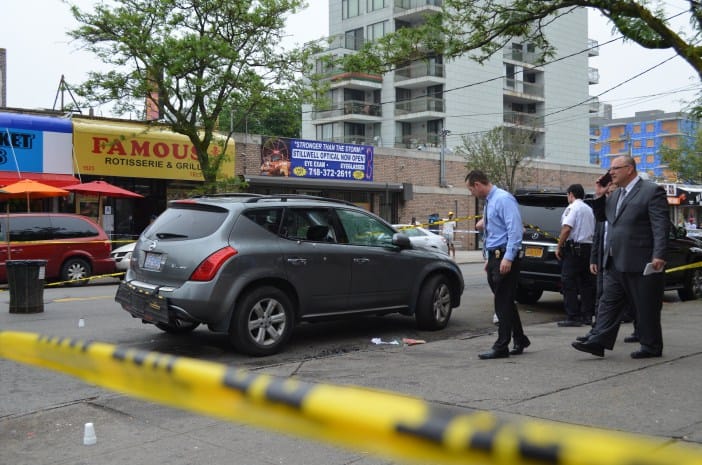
588,261,664,354
486,254,526,351
561,244,596,321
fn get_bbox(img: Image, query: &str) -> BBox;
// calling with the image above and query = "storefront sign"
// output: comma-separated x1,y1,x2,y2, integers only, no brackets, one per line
0,113,73,174
260,137,373,181
73,118,235,181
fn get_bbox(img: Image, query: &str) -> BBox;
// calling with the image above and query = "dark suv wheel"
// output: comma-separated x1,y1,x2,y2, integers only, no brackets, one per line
678,269,702,301
416,274,453,330
516,286,544,304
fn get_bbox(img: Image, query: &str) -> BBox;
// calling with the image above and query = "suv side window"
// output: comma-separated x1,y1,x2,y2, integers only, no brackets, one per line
243,208,283,235
336,208,394,247
280,208,337,243
51,216,100,239
6,216,53,241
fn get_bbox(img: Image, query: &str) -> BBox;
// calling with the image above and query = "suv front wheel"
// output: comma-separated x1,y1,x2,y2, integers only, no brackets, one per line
516,286,543,304
678,269,702,301
230,286,294,356
415,275,453,330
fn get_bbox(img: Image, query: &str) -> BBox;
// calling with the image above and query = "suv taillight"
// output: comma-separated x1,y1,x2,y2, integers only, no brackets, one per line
190,246,237,281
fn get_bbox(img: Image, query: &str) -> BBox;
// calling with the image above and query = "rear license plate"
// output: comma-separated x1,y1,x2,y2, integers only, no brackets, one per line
525,246,543,258
144,252,163,271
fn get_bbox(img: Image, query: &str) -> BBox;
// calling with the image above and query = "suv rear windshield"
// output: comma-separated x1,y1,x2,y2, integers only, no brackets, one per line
148,204,229,240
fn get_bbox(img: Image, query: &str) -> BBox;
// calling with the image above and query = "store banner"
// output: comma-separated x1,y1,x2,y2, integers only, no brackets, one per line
0,112,73,174
260,137,373,181
72,118,235,181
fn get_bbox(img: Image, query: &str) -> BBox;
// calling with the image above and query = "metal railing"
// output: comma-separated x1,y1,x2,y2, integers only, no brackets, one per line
395,96,445,115
394,62,444,81
504,78,544,98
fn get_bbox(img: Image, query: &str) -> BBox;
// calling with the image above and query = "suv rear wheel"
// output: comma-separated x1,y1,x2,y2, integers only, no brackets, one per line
516,286,543,304
61,258,91,286
415,275,452,330
678,269,701,301
230,286,294,356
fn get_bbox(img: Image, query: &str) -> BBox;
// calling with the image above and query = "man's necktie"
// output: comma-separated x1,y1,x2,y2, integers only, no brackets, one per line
615,188,627,216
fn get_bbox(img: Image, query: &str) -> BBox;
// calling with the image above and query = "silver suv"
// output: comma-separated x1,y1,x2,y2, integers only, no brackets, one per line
115,194,464,355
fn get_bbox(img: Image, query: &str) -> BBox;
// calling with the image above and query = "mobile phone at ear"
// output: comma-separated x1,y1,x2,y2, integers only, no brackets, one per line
598,171,612,186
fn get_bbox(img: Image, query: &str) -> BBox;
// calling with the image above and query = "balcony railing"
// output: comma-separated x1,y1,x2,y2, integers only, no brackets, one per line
395,96,445,115
504,78,544,98
312,101,382,120
503,112,544,128
589,67,600,84
502,49,543,66
394,62,444,81
588,39,599,56
395,0,443,12
394,133,441,148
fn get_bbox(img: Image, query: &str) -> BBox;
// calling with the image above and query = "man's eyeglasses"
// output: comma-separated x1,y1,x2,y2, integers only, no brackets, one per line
609,165,628,171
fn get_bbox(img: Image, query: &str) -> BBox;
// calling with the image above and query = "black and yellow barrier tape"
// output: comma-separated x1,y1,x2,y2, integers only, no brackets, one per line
665,261,702,274
1,330,701,465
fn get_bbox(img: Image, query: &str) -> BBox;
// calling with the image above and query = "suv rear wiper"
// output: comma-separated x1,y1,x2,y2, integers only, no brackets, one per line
155,232,189,239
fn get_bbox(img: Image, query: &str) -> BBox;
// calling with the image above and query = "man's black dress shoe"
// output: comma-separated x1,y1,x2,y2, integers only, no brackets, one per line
571,341,604,357
510,337,531,355
624,335,639,343
478,349,509,360
630,350,661,359
558,319,583,327
575,335,590,342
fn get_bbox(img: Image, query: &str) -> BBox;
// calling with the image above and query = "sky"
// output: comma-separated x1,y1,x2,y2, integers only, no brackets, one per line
1,1,699,120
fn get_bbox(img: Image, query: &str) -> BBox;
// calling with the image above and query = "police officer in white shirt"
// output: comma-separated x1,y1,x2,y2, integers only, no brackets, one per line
555,184,596,327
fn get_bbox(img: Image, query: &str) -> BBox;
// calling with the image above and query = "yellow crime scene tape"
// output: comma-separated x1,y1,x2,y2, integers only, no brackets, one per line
1,330,701,465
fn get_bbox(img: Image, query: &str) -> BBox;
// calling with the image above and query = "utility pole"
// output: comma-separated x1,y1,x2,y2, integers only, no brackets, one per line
440,128,450,187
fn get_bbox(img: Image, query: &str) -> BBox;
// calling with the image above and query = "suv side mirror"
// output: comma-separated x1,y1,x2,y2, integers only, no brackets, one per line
392,232,411,249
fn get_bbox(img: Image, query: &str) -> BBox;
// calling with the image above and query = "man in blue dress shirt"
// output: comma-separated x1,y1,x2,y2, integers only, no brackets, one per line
466,170,530,359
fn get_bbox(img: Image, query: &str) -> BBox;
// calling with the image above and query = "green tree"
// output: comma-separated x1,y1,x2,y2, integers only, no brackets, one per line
661,129,702,183
67,0,319,191
455,126,536,193
219,88,302,139
344,1,702,95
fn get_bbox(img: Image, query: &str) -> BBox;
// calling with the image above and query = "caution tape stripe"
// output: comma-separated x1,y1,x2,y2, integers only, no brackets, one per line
1,330,701,465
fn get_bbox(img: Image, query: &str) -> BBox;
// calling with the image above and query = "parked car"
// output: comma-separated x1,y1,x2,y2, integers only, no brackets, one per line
116,194,464,356
393,224,449,255
0,213,115,285
111,241,136,272
515,191,702,304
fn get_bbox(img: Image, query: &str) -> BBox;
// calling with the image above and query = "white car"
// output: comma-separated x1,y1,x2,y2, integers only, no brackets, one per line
393,224,449,255
110,241,136,272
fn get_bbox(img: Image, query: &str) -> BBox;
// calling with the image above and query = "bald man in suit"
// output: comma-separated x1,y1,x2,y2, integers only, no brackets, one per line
572,155,668,358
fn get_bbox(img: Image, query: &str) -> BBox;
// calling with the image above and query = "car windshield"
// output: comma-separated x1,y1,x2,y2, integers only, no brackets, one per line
517,204,565,241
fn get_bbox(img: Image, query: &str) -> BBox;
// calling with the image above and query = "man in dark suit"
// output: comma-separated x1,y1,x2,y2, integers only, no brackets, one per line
572,155,668,358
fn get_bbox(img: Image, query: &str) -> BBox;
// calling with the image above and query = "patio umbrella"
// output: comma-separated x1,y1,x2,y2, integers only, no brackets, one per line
0,179,70,211
62,180,144,225
0,180,70,259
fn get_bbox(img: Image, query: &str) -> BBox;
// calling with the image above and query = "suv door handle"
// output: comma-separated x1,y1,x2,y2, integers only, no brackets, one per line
286,258,308,266
353,258,370,264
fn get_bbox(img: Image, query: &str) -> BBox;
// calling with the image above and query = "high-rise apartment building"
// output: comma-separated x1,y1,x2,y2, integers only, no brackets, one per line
302,1,595,168
590,110,698,181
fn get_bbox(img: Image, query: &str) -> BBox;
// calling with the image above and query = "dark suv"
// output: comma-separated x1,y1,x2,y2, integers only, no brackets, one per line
515,192,702,304
116,194,464,355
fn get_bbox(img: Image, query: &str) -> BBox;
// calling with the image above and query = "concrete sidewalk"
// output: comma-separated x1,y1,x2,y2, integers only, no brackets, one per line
2,297,702,464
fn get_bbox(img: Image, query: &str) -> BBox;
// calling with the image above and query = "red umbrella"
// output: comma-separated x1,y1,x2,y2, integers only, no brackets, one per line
63,180,143,225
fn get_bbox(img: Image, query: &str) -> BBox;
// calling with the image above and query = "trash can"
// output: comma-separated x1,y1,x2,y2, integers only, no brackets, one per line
6,259,47,314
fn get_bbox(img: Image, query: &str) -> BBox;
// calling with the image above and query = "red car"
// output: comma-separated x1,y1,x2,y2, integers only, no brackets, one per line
0,213,115,285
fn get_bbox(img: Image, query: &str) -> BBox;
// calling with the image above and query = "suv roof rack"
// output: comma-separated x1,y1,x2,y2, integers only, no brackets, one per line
245,194,356,206
189,192,265,198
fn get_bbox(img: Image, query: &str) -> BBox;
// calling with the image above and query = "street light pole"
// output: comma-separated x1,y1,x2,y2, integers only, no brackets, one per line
440,128,450,187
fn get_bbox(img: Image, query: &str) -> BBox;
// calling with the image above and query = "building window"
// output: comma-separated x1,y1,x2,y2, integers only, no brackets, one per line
316,124,334,141
646,138,654,148
342,0,361,19
367,0,387,12
367,21,386,42
345,28,364,50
